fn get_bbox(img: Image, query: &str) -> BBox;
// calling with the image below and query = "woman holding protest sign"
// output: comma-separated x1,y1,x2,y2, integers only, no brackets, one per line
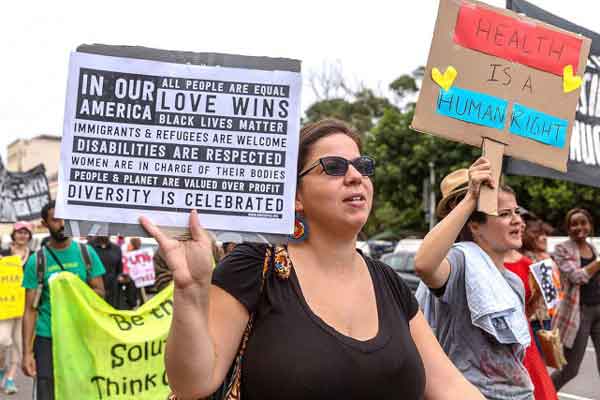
0,221,33,394
141,119,484,399
414,162,534,399
551,208,600,390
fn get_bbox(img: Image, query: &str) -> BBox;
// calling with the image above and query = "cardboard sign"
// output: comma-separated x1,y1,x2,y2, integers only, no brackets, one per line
123,248,155,288
0,256,25,320
56,50,302,236
412,0,591,172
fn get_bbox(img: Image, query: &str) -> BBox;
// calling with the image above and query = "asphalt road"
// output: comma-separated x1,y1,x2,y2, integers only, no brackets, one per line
556,342,599,400
3,342,599,399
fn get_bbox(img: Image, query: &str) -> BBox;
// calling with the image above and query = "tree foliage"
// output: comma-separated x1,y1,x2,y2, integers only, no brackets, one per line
302,68,600,238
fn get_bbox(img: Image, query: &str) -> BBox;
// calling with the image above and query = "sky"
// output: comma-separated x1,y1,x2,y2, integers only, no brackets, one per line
1,0,598,162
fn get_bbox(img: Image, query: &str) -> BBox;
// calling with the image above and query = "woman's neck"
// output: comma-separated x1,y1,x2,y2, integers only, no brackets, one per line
288,224,360,276
534,249,549,259
504,249,523,264
11,243,29,262
11,243,28,252
476,240,509,270
572,237,590,252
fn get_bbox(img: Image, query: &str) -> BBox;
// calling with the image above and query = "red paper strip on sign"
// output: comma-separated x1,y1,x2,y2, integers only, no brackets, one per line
453,4,582,76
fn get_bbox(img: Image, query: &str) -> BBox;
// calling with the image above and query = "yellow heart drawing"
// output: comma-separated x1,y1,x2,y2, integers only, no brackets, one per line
563,65,582,93
431,66,458,91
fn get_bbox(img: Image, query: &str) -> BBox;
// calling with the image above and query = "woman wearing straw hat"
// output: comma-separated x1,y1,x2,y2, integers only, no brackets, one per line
415,158,534,400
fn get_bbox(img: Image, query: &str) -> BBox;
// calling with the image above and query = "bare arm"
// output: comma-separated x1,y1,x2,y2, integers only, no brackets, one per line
553,244,600,285
414,195,476,288
583,259,600,278
166,284,248,399
22,289,38,377
414,158,492,289
410,312,484,400
88,276,105,298
141,211,248,399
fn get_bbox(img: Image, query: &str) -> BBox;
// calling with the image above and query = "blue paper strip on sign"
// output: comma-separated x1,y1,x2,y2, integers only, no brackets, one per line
436,87,508,130
509,103,568,148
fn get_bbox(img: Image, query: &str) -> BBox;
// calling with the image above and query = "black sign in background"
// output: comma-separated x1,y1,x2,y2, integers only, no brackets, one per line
503,0,600,187
0,163,50,222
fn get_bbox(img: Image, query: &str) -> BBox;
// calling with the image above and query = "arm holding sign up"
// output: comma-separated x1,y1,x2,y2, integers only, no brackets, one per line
415,158,494,289
140,210,248,399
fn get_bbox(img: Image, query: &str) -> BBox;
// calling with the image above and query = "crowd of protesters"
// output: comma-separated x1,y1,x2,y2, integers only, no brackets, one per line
0,119,599,399
0,200,233,397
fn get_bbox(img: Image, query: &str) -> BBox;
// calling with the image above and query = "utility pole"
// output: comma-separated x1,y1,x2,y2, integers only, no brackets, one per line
429,161,436,230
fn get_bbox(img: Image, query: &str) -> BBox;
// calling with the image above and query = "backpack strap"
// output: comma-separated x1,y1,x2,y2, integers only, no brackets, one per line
32,248,46,310
35,248,46,285
79,243,92,278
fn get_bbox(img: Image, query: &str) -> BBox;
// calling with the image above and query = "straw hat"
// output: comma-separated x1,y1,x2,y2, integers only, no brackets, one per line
436,168,469,218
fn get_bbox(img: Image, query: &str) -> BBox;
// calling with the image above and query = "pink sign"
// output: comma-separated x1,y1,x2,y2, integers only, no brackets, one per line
454,4,582,76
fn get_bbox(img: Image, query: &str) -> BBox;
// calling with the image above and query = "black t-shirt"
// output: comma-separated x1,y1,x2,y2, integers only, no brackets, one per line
212,243,426,400
580,255,600,305
91,242,123,281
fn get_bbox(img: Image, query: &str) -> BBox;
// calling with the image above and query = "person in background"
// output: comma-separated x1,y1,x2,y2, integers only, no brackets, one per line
415,161,534,399
88,236,130,309
222,242,237,257
21,201,106,400
551,208,600,390
504,247,558,400
120,237,142,308
128,237,142,252
521,217,562,354
0,221,33,394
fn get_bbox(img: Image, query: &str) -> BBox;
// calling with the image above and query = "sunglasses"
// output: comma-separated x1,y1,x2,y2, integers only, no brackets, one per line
298,156,375,178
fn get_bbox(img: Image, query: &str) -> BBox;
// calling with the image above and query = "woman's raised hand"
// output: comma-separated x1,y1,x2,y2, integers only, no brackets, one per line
466,157,494,200
140,210,215,290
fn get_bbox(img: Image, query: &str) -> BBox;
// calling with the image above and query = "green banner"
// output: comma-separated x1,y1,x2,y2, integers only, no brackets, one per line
50,271,173,399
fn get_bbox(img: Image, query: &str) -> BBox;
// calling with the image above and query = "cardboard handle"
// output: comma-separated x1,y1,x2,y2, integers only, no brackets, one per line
478,138,505,216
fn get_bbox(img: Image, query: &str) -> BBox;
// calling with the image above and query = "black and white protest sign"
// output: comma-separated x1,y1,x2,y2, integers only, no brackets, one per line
0,157,15,222
529,259,559,310
56,52,302,235
0,160,50,223
504,0,600,187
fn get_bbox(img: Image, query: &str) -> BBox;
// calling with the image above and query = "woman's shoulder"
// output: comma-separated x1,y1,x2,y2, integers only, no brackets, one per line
366,254,419,319
212,242,270,313
364,254,396,279
556,239,574,249
215,242,269,275
222,242,268,260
